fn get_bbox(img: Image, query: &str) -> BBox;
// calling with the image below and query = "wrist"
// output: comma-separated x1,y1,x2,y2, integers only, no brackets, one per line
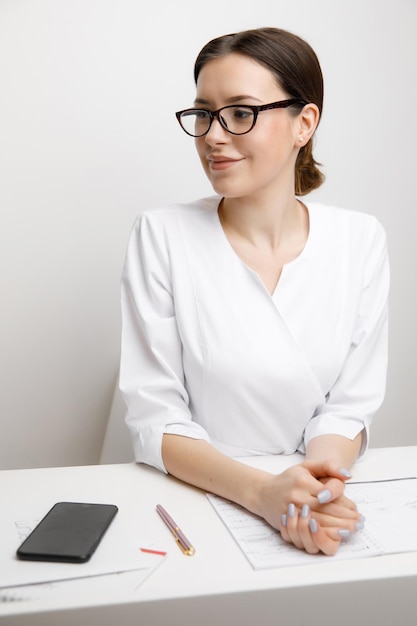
237,466,276,518
305,433,362,469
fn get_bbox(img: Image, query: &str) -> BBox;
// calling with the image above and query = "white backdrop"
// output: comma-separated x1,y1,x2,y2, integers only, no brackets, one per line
0,0,416,469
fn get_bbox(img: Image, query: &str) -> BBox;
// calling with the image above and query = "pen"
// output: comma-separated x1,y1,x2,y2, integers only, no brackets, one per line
156,504,195,556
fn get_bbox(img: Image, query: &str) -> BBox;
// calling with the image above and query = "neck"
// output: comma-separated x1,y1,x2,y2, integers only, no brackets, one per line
219,192,304,250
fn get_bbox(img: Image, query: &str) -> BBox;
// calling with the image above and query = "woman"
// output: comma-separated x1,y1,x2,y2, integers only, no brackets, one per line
120,28,389,555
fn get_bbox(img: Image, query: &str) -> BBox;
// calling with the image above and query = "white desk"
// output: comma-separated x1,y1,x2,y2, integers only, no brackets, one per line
1,447,416,626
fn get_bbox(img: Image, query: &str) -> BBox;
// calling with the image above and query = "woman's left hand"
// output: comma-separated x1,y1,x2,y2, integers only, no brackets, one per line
278,461,363,555
279,501,345,555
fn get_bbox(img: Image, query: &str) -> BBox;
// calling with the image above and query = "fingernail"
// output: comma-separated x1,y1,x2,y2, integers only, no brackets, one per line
309,518,318,533
339,468,352,478
356,518,365,531
317,488,332,504
301,504,310,518
288,503,296,517
338,529,351,539
281,514,287,527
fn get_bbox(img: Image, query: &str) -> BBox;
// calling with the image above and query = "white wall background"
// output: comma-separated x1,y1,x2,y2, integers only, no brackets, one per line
0,0,416,470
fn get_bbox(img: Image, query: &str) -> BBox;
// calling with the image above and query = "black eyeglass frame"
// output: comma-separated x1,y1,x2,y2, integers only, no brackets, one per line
175,98,307,137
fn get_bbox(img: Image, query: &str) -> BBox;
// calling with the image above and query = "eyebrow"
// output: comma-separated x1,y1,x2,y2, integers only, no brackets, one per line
193,95,263,106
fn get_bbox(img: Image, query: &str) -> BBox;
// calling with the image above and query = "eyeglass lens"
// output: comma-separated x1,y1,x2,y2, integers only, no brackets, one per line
179,106,256,137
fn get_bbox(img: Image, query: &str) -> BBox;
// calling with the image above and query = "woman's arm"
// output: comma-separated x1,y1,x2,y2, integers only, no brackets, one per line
305,433,362,467
302,218,389,460
162,433,361,555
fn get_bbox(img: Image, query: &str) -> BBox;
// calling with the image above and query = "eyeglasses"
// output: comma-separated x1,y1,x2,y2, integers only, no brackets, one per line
175,99,307,137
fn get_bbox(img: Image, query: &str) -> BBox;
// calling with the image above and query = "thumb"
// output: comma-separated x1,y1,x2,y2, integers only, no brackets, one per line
315,477,346,502
302,460,352,503
302,459,352,482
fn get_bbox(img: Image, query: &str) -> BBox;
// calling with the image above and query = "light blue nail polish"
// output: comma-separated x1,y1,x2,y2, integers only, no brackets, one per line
281,514,287,527
309,518,318,533
301,504,310,518
288,503,296,517
338,529,351,539
356,520,365,531
339,468,352,478
317,488,332,504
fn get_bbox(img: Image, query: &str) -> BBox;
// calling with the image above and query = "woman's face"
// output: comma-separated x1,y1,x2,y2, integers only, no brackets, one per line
194,53,304,201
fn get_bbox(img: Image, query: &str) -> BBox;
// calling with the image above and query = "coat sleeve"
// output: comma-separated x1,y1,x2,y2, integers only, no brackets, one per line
301,218,390,458
119,212,210,473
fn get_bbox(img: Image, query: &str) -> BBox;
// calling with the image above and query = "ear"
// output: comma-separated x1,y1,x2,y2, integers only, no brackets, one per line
295,103,320,148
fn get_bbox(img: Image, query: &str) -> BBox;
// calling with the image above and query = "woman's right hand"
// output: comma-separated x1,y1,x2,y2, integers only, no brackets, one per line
256,462,361,555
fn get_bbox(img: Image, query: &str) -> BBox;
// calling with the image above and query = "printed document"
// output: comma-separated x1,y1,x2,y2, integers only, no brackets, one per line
207,478,417,569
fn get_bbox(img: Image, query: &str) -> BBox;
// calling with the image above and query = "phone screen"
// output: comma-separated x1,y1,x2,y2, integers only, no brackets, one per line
16,501,118,563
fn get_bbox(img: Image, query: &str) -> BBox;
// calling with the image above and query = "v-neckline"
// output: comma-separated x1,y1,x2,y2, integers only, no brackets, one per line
214,199,313,298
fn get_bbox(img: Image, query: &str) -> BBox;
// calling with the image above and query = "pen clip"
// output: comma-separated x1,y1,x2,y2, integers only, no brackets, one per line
174,533,195,556
156,504,196,556
173,527,196,556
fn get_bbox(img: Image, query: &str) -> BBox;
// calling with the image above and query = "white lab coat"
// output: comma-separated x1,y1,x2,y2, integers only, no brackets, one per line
120,196,389,473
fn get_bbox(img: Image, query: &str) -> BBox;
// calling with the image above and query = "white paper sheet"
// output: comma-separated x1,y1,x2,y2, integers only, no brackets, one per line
207,478,417,569
0,501,165,591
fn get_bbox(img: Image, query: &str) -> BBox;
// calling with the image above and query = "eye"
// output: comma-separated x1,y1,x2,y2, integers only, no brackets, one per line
195,110,210,120
232,106,254,121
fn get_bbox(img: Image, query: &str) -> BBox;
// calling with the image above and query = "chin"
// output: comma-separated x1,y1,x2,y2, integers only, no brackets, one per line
208,178,243,198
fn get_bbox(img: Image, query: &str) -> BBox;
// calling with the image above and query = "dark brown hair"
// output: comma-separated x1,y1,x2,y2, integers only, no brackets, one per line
194,27,325,195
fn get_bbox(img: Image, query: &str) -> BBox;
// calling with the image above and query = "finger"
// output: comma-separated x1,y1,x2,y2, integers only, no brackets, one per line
276,465,354,520
280,506,353,556
279,512,291,544
311,496,359,518
315,477,346,504
302,460,352,482
308,518,341,556
331,493,358,511
297,504,320,554
285,469,346,506
314,510,365,533
284,502,304,550
312,493,363,527
322,524,361,543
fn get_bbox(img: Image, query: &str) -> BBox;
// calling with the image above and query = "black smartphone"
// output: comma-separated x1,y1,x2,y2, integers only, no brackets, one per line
16,501,118,563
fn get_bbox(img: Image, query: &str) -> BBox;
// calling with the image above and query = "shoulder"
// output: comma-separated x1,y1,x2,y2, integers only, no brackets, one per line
305,200,382,227
131,195,220,232
305,201,387,247
125,196,221,264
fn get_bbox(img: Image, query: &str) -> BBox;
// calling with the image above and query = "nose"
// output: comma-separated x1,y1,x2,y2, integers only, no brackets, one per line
204,115,228,144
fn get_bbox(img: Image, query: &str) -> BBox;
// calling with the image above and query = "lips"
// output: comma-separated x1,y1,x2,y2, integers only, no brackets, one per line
208,156,241,171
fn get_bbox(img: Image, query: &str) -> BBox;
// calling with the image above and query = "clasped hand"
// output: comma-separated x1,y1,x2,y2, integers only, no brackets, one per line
258,460,363,556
